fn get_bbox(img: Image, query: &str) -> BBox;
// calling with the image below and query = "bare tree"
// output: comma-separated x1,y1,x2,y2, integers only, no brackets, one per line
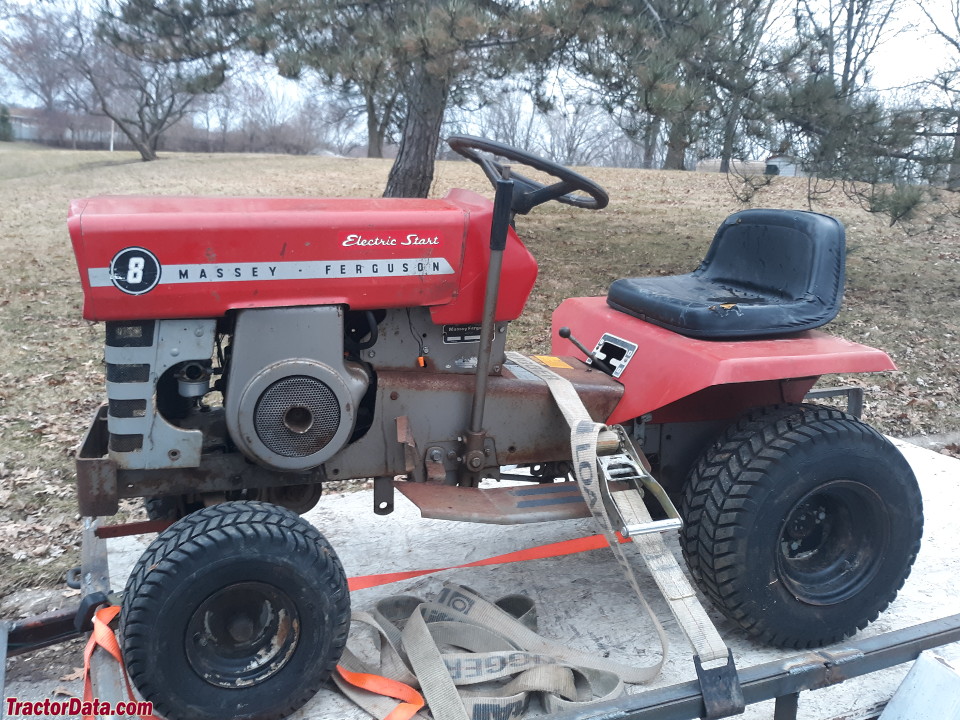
537,100,615,166
69,2,227,161
445,87,542,152
310,97,363,157
795,0,900,99
0,6,77,113
0,4,87,143
917,1,960,189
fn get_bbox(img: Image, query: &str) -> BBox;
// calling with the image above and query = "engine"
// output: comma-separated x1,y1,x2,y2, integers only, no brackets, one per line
224,306,370,471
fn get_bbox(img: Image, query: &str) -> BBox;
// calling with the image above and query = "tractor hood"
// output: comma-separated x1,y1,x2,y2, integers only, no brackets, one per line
68,189,538,323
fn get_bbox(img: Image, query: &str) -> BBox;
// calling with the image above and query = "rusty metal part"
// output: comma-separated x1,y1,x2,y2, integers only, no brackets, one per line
326,360,623,483
6,607,85,657
3,590,109,656
76,405,118,516
396,480,626,524
78,357,622,512
95,519,174,539
374,476,394,515
114,455,319,501
396,415,418,474
76,405,322,514
460,429,489,486
425,446,447,483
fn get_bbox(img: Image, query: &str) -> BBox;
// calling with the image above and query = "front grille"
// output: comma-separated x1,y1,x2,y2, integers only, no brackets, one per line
254,376,340,458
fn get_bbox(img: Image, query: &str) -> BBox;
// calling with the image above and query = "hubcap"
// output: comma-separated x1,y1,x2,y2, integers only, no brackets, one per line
185,581,300,688
776,480,888,605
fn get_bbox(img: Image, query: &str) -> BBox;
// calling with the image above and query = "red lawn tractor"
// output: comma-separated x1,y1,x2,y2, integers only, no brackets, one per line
68,137,922,720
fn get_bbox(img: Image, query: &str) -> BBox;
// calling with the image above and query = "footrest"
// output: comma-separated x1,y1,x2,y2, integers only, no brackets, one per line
396,481,623,525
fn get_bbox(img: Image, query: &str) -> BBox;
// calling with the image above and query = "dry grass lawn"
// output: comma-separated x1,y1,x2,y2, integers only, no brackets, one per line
1,142,958,597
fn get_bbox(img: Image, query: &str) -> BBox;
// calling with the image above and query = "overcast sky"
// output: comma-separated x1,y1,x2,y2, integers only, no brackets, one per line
868,0,956,91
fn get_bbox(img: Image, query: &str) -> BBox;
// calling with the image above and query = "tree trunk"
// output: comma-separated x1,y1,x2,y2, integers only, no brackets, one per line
719,97,742,174
642,117,661,169
949,117,960,192
663,117,689,170
366,93,383,159
105,113,158,161
384,64,449,198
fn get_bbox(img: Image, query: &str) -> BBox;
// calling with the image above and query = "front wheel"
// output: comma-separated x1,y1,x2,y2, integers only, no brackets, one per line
681,404,923,649
120,501,350,720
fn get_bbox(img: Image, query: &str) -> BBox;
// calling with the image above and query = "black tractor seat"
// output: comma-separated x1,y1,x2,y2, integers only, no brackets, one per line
607,209,846,339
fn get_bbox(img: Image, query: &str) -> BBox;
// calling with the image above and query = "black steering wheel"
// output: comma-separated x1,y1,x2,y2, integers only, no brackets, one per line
447,135,609,215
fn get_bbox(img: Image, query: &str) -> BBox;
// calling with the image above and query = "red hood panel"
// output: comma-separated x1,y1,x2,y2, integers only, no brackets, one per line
68,189,537,323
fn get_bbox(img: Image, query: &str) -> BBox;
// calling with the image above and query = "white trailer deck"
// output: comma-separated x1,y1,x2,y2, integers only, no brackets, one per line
4,439,958,720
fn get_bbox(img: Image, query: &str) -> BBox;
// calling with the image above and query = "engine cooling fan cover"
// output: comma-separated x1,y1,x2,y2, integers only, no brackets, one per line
254,375,341,457
234,359,365,471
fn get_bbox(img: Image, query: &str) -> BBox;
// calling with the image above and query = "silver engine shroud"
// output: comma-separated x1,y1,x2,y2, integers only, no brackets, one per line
225,306,369,471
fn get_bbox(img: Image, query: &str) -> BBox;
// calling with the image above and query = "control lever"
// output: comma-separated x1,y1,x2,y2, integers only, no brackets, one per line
558,327,614,374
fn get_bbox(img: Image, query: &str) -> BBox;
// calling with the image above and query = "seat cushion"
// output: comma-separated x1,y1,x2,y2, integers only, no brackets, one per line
607,210,845,339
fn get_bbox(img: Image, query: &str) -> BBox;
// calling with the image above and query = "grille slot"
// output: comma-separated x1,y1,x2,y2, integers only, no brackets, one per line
106,321,155,347
254,376,340,458
109,433,144,452
109,399,147,418
107,363,151,383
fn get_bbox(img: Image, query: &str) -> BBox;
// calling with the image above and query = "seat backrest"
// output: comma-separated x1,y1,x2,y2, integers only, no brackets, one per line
696,208,845,304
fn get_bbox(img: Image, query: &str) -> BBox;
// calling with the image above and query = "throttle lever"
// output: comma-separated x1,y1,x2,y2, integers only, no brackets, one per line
558,327,614,375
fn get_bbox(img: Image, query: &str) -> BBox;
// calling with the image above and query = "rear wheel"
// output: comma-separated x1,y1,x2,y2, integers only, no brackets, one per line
681,404,923,648
120,501,350,720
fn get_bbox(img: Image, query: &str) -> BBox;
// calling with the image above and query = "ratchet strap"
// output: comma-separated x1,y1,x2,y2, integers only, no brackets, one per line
81,605,159,720
338,352,742,720
506,351,730,666
335,583,642,720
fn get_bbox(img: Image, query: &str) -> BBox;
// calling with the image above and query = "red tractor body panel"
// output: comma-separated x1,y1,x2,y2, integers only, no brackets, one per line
552,296,896,424
68,189,538,324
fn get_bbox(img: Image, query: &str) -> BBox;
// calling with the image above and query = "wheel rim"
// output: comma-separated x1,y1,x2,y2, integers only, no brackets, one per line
776,480,889,606
185,581,300,688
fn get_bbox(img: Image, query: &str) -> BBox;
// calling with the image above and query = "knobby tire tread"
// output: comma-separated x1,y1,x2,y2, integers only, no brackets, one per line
120,501,350,720
680,404,923,649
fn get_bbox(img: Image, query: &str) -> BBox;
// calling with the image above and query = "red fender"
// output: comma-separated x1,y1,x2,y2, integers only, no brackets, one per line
551,297,895,425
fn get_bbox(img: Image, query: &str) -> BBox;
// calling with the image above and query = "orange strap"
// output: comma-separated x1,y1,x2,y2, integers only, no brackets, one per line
348,531,625,590
335,665,425,720
82,605,159,720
